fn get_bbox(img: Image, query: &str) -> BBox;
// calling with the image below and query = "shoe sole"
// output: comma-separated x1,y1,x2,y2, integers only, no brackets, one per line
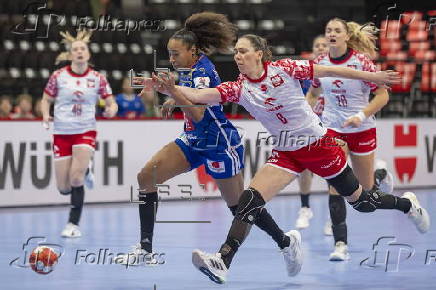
329,254,350,261
192,250,225,284
284,230,303,277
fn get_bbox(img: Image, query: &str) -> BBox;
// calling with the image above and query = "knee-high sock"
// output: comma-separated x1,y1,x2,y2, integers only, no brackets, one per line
139,192,158,253
329,195,347,244
68,186,84,225
229,205,290,249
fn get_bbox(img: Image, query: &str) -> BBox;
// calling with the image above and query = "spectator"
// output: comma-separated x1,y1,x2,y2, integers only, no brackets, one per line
0,95,13,118
115,77,146,119
34,98,43,118
11,94,35,119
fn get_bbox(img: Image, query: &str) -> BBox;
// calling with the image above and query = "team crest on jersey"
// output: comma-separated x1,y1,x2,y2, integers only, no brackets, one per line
260,84,268,92
270,74,284,88
332,80,344,88
264,97,276,106
206,160,225,173
87,79,95,88
193,77,210,89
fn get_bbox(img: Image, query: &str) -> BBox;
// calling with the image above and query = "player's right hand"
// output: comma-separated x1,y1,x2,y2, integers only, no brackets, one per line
42,115,52,130
161,99,176,119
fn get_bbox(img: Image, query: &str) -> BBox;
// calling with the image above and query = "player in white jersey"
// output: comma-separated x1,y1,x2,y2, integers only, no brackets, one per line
307,18,396,260
40,31,118,238
147,34,429,284
295,35,330,232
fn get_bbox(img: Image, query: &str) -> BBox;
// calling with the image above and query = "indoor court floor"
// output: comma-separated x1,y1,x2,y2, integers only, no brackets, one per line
1,189,435,290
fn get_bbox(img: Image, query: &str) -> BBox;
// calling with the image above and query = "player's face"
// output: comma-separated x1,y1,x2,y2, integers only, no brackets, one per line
233,38,263,74
312,37,328,57
325,21,349,49
70,41,90,65
167,39,196,69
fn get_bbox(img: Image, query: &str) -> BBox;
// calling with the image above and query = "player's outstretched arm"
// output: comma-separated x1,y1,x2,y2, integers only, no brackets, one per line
313,64,401,85
153,72,221,104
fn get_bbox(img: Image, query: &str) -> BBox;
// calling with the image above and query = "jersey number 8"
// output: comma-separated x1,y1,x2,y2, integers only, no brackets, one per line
276,112,288,124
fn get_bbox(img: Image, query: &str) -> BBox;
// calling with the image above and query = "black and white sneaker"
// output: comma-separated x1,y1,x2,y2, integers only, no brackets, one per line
402,191,430,233
192,249,227,284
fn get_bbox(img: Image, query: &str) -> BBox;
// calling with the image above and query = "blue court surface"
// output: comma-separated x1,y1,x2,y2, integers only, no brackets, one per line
1,189,435,290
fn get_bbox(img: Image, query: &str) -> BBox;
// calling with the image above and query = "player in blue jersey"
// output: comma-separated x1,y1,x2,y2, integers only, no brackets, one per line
118,12,293,269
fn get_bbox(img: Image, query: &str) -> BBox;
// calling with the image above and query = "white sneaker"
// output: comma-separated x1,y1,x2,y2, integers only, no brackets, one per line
401,191,430,233
192,249,227,284
115,243,157,266
324,219,333,236
84,160,95,190
280,230,303,277
61,223,82,238
295,207,313,229
329,241,350,261
374,159,394,194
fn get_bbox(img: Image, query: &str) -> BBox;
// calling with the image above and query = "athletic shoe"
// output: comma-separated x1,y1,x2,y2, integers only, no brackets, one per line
329,241,350,261
115,243,157,266
401,191,430,233
192,249,227,284
324,219,333,236
61,223,82,238
84,160,95,190
295,207,313,229
374,159,394,194
280,230,303,277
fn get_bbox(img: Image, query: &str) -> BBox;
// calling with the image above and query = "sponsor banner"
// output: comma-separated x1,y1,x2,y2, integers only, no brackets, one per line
0,120,435,207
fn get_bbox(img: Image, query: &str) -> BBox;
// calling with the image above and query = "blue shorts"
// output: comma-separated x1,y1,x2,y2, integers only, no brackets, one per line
175,138,244,179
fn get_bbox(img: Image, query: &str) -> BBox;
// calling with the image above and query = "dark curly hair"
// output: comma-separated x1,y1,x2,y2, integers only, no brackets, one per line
170,12,238,55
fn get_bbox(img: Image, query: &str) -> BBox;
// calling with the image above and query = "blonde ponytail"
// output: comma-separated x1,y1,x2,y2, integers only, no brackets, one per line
346,21,378,58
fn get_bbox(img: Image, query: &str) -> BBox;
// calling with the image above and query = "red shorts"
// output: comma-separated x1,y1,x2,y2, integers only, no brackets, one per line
326,128,376,155
266,135,347,179
53,130,97,159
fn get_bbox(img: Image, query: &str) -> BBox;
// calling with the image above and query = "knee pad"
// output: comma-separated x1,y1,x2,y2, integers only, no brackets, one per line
350,189,385,212
328,195,346,225
327,166,359,197
235,188,265,224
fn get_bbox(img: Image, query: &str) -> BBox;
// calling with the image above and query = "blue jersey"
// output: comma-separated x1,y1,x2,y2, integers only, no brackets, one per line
115,93,145,118
177,54,241,151
300,79,312,95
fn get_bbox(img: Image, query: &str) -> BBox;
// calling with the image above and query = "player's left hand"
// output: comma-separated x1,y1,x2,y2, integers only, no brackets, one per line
152,72,176,94
342,116,362,128
103,106,117,118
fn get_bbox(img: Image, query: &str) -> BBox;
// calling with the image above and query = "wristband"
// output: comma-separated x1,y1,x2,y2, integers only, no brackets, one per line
354,111,367,122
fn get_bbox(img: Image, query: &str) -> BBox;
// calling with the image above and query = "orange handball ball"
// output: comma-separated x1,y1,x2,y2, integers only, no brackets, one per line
28,246,59,274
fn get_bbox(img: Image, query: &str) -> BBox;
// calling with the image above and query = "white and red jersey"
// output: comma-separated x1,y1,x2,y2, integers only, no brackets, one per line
312,96,325,116
312,49,378,133
44,65,112,134
217,59,326,151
